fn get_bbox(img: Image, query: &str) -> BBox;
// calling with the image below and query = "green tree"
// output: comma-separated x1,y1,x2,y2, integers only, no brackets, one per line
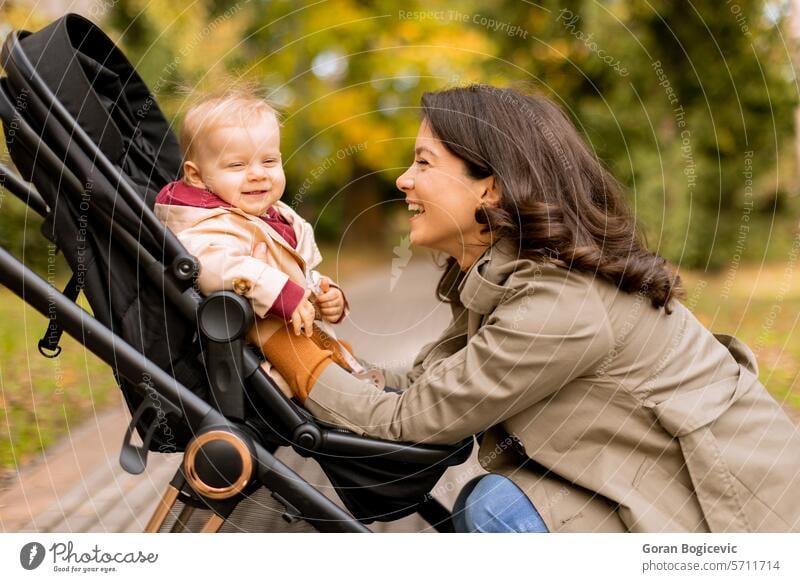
483,0,798,269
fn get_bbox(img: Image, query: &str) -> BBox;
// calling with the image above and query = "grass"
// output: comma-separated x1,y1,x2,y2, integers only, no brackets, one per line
0,289,116,487
1,258,799,488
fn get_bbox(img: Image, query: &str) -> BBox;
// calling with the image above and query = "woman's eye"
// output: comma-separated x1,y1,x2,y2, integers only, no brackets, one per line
415,159,429,166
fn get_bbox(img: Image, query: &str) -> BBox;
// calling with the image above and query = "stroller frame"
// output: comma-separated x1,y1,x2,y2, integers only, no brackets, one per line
0,14,472,533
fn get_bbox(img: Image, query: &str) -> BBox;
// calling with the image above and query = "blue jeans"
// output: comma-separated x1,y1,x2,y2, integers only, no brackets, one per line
452,474,549,533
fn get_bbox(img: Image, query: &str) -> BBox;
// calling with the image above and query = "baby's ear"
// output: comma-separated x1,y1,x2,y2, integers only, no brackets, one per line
183,160,204,187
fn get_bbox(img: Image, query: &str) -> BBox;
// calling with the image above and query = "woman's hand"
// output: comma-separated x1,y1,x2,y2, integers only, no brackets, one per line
315,277,346,323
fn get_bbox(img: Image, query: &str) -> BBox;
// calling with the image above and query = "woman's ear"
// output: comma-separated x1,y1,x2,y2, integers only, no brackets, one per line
481,176,502,208
183,160,204,188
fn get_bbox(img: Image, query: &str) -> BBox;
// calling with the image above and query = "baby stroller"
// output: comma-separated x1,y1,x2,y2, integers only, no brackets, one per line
0,14,472,533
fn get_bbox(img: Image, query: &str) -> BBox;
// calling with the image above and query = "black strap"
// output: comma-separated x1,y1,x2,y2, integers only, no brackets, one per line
37,274,81,358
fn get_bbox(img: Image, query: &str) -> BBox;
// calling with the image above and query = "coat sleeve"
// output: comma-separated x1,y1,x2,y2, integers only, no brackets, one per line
177,220,294,318
304,272,615,444
378,368,419,393
377,337,441,391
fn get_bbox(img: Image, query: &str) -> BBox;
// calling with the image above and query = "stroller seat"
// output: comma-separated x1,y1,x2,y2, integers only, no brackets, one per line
0,13,472,533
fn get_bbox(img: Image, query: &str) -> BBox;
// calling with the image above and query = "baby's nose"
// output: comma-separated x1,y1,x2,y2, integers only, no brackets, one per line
248,163,267,178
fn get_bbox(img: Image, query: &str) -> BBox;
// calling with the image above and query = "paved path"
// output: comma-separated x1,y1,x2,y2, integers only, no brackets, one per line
0,257,485,532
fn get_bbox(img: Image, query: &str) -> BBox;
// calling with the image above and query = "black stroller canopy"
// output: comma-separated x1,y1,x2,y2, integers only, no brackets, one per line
2,13,203,453
13,13,181,190
1,13,191,265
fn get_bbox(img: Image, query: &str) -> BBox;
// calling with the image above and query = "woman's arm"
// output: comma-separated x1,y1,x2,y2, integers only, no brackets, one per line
371,336,440,391
304,272,615,444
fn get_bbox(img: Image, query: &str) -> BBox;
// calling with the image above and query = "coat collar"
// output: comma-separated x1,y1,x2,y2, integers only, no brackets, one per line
204,201,303,257
456,240,522,315
256,202,308,264
156,199,310,267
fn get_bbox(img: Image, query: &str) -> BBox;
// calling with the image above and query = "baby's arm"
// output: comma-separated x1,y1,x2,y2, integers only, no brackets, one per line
309,270,350,323
286,210,350,324
174,221,307,322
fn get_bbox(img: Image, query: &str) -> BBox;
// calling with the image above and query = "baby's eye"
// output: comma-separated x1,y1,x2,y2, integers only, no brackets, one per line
262,158,278,165
227,162,245,168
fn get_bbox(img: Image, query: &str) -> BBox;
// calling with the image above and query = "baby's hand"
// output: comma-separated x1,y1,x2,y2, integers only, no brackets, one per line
315,277,345,323
290,289,315,337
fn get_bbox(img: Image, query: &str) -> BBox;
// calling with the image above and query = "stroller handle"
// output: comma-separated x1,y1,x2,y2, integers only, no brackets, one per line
0,162,48,216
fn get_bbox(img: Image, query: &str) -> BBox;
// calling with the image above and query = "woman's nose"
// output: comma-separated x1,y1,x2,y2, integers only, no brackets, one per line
396,168,413,192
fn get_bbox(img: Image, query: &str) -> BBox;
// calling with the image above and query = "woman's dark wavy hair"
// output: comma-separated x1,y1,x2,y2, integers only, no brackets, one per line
421,85,683,312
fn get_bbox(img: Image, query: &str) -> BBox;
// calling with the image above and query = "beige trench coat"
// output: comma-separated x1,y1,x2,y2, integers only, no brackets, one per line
155,199,347,393
154,200,325,315
305,240,800,532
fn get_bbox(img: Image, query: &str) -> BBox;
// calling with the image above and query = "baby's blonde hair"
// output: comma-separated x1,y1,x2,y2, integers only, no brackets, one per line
180,88,279,162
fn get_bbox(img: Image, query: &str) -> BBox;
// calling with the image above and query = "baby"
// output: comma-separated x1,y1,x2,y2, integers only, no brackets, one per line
155,90,376,397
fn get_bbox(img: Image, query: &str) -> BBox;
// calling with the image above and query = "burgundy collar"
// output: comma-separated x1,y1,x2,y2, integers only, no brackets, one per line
155,180,230,209
156,181,296,247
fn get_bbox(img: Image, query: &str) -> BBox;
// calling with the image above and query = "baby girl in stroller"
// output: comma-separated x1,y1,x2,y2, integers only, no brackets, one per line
154,89,382,399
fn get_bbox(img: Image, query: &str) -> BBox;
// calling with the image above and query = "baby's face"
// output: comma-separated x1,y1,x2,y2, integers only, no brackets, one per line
194,112,285,215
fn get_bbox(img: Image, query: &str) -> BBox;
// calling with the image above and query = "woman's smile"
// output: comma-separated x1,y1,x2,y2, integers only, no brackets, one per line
396,121,495,269
407,200,425,221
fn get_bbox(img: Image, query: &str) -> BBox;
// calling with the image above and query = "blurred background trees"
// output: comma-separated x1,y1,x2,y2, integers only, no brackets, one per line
3,0,800,478
1,0,798,271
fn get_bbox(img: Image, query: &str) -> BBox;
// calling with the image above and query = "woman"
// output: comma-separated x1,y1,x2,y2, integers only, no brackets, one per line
261,85,800,533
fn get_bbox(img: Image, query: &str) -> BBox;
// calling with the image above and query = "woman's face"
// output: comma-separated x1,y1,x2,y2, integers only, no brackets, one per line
396,120,495,267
